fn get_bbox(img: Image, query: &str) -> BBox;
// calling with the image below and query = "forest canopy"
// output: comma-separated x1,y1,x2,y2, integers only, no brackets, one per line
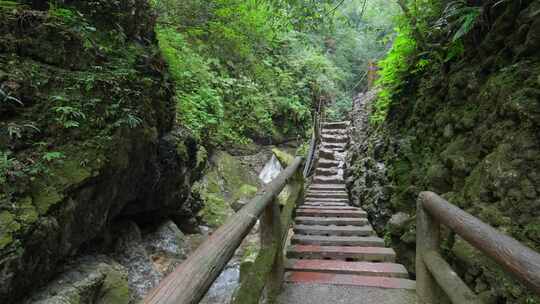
151,0,399,145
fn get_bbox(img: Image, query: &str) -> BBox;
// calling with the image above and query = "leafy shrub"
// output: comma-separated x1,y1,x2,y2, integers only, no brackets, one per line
372,23,417,124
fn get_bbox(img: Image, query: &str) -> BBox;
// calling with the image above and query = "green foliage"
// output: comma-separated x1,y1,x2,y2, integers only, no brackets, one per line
436,0,482,42
153,0,400,143
42,151,65,162
372,0,481,123
52,105,87,129
372,22,417,124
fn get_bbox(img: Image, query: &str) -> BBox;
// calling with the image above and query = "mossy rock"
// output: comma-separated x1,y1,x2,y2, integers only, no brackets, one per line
272,148,295,167
0,211,21,250
198,192,234,228
196,151,259,226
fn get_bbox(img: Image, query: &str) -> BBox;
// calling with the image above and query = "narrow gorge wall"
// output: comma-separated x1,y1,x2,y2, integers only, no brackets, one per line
1,1,205,302
346,1,540,303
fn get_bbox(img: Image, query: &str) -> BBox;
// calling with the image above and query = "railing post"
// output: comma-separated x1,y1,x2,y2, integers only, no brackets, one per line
262,198,283,303
417,193,441,304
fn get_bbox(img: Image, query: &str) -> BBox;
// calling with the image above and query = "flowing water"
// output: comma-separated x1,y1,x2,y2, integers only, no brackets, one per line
200,155,283,304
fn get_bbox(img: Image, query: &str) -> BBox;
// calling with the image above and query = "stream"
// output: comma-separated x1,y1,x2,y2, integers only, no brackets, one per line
199,154,283,304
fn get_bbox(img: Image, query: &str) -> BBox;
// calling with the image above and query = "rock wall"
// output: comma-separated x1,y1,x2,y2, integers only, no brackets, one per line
0,1,204,302
346,1,540,303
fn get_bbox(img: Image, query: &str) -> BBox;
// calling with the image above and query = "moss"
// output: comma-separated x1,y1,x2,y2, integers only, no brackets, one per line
97,267,129,304
239,242,260,281
0,211,21,250
15,196,39,226
478,205,511,227
196,151,258,226
198,192,234,228
233,184,258,202
31,185,64,215
272,148,294,167
51,159,92,187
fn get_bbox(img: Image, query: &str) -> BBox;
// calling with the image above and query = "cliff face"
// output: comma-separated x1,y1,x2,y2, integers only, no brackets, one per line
346,1,540,303
0,1,204,301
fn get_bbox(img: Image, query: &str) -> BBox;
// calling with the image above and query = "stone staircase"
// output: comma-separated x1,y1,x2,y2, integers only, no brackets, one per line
278,121,416,304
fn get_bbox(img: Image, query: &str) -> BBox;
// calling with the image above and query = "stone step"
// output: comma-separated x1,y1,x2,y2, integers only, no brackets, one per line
309,184,346,191
295,217,367,226
297,209,367,218
305,198,349,204
313,176,344,184
284,272,415,290
321,142,347,149
322,121,350,129
291,235,385,247
287,245,396,262
318,149,337,160
321,134,348,144
294,224,374,237
285,259,409,278
313,168,341,177
303,202,349,207
317,160,342,168
321,128,347,136
298,206,358,211
306,190,349,198
306,189,348,195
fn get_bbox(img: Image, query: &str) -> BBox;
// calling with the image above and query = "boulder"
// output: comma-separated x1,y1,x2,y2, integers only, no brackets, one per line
24,256,129,304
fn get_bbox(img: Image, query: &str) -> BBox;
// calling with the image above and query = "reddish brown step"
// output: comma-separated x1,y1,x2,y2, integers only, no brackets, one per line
295,217,367,226
291,235,385,247
287,245,396,262
285,259,409,278
297,209,367,218
284,272,415,290
293,224,374,237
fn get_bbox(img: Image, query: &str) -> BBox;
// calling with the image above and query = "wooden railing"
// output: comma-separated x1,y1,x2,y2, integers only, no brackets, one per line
416,191,540,304
143,157,304,304
303,100,326,177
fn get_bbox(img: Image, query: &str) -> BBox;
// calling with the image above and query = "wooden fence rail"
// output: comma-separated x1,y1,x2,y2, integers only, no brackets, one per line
416,191,540,304
144,157,304,304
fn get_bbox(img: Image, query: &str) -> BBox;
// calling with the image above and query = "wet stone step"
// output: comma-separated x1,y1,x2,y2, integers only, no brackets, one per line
285,259,409,278
314,168,341,177
322,121,350,129
306,192,348,199
284,272,415,290
303,202,349,207
293,224,374,237
291,235,385,247
297,206,358,211
318,149,343,160
295,217,368,226
308,184,346,191
321,128,348,135
321,135,348,144
287,245,396,262
317,160,342,168
313,176,344,184
296,209,367,218
304,198,349,203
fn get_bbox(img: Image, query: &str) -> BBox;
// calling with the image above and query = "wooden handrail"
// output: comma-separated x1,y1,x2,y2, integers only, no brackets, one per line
144,157,304,304
416,191,540,303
